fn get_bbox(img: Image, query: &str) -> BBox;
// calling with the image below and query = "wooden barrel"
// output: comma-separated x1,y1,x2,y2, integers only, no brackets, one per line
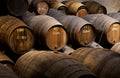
70,47,120,78
107,13,120,22
82,1,107,14
31,0,49,15
62,0,88,17
111,42,120,54
14,50,96,78
48,9,96,48
83,14,120,48
22,12,67,51
0,15,34,54
0,63,19,78
50,1,70,14
7,0,28,16
0,52,14,70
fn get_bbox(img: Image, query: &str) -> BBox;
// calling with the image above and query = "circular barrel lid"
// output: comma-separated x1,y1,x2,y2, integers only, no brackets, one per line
78,25,95,46
107,23,120,44
36,2,49,15
8,27,34,54
46,26,67,50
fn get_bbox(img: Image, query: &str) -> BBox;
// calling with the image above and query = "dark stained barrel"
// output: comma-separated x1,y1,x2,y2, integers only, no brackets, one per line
30,0,49,15
82,1,107,14
48,9,96,48
83,14,120,48
6,0,28,16
22,12,67,50
70,47,120,78
62,0,88,17
14,50,96,78
107,13,120,21
0,52,14,70
50,1,70,14
0,15,34,54
0,63,19,78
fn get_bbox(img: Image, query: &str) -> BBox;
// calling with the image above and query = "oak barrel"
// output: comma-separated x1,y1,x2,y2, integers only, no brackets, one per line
22,12,67,50
50,1,69,14
7,0,28,16
0,52,14,70
107,13,120,21
0,63,19,78
70,47,120,78
31,1,49,15
14,50,96,78
82,1,107,14
83,14,120,48
0,15,34,54
62,0,88,17
48,9,96,48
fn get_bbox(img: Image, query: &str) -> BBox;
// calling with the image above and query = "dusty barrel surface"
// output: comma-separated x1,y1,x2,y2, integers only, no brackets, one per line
22,12,67,50
0,52,14,70
111,42,120,53
83,14,120,48
82,1,107,14
107,13,120,21
0,0,29,16
0,63,19,78
50,1,69,14
14,50,96,78
28,0,49,15
70,47,120,78
62,0,88,17
48,9,96,48
0,15,34,54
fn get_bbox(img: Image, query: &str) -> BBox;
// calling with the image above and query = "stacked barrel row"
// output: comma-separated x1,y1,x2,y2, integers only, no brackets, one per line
0,49,96,78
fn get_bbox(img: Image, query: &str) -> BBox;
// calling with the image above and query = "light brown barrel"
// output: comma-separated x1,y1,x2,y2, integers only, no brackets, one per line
50,1,69,14
70,47,120,78
0,15,34,54
111,42,120,53
82,1,107,14
48,9,96,48
83,14,120,48
22,12,67,51
0,63,19,78
0,52,14,70
7,0,28,16
107,13,120,22
62,0,88,17
14,50,96,78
